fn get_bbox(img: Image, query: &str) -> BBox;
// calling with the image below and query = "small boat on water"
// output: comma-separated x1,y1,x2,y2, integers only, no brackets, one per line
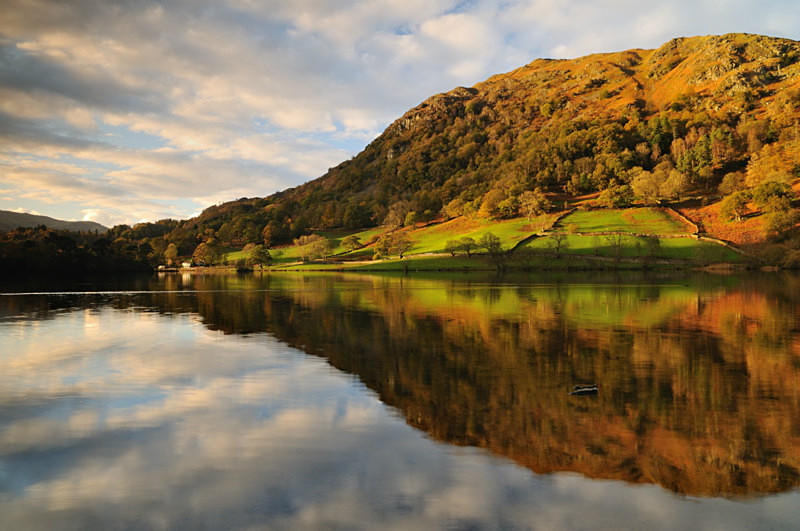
569,384,598,396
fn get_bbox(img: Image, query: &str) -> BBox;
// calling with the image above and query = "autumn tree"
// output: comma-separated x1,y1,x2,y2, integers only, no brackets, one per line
597,181,634,208
478,189,506,218
164,243,179,265
719,191,751,222
765,209,798,241
343,203,372,229
752,181,792,213
519,188,552,220
630,168,661,205
192,240,220,266
443,197,466,220
660,169,689,200
384,200,411,229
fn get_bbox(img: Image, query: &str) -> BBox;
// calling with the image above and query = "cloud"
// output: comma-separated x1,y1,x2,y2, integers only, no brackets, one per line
1,0,800,224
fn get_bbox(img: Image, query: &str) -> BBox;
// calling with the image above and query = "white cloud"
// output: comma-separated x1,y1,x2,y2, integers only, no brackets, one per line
1,0,800,224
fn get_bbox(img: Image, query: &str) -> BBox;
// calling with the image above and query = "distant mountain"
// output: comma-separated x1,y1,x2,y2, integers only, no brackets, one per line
0,210,108,233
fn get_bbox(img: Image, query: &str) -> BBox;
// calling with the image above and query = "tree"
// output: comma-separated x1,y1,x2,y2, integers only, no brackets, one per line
478,232,506,269
546,233,570,258
478,189,506,218
384,200,411,229
630,169,661,205
459,237,478,257
642,235,661,258
478,232,503,256
294,234,324,261
752,181,792,212
445,240,459,256
309,238,335,260
443,197,466,220
404,211,419,227
246,244,271,269
393,233,414,258
164,243,179,266
342,235,362,253
597,181,634,208
192,241,218,266
262,221,288,247
497,197,519,218
660,169,689,200
719,191,751,222
765,209,798,241
604,234,625,265
343,203,372,229
519,188,552,220
373,232,413,259
718,171,746,195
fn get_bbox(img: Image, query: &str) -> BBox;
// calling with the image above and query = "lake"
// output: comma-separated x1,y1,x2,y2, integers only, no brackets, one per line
1,271,800,530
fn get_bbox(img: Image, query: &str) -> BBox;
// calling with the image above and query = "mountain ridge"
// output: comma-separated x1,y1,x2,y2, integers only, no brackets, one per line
0,210,108,233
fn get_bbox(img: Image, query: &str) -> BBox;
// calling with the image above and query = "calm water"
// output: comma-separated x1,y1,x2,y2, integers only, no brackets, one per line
2,271,800,530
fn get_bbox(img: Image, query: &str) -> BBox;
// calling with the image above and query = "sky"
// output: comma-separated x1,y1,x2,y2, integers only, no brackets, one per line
2,1,800,227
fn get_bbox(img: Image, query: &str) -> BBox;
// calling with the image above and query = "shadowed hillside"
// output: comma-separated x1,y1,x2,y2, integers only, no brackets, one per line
0,210,107,233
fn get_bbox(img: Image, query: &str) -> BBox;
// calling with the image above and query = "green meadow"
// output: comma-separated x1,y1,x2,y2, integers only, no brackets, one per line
230,207,745,271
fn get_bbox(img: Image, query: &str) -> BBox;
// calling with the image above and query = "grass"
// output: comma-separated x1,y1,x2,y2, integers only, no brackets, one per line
404,215,554,255
558,208,691,235
225,206,745,271
517,234,743,262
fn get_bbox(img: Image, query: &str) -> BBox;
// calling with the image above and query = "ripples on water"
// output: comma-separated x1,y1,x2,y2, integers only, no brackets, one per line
1,271,800,530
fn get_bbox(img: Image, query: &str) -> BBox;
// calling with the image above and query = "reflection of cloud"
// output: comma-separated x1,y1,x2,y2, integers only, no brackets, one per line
2,303,800,529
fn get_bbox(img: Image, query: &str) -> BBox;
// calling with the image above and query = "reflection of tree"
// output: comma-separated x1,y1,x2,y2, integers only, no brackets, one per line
198,273,799,498
10,272,800,498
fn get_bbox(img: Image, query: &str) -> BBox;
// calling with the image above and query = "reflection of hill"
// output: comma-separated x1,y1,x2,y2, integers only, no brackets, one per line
230,273,800,498
5,272,800,497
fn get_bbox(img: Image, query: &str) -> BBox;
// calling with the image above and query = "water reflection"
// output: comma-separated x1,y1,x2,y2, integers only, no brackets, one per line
223,272,800,498
2,272,800,528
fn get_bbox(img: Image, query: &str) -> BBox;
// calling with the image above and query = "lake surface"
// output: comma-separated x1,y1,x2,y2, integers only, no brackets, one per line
2,271,800,530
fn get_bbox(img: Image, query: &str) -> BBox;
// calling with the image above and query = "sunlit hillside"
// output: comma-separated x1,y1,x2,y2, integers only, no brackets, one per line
176,34,799,260
4,34,800,271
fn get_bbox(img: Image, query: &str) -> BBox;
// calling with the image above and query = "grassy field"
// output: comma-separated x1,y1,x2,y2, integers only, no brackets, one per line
228,206,745,271
557,208,691,235
518,233,742,262
403,215,555,255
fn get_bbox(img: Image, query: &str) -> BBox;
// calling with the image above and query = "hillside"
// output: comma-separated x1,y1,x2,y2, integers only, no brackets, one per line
173,34,798,255
5,33,800,270
0,210,107,233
